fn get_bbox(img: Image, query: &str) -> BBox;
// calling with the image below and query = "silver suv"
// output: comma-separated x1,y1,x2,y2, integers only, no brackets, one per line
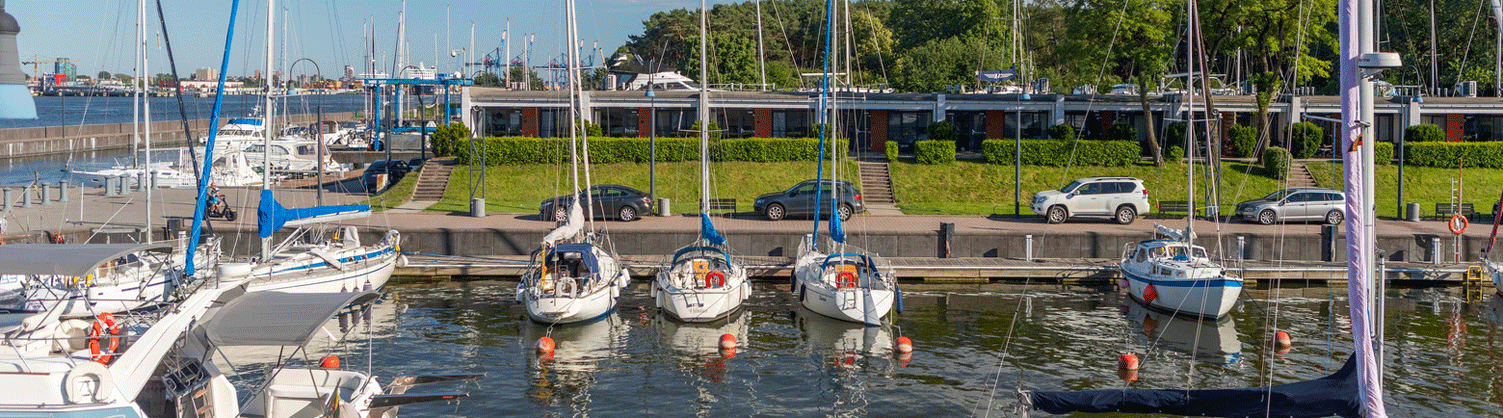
1235,188,1346,225
1032,177,1151,224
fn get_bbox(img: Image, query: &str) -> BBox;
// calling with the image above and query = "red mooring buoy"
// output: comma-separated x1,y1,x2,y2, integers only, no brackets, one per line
537,336,556,353
1118,353,1140,371
719,333,738,350
1273,331,1292,354
896,336,914,354
319,355,341,369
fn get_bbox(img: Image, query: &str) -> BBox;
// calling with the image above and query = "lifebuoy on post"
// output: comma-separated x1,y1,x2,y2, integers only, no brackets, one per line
88,312,120,365
1449,214,1469,235
705,270,726,288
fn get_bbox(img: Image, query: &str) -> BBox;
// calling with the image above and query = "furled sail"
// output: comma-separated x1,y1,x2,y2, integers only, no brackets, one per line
541,201,585,247
1024,355,1359,417
257,189,370,238
699,213,725,246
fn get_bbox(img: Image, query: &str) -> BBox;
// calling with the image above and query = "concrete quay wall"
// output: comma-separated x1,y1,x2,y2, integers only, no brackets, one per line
0,112,356,158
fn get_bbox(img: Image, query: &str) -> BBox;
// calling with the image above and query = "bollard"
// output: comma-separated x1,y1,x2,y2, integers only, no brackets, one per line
137,173,148,192
117,175,129,195
104,176,117,196
2,188,10,211
1320,225,1337,262
1431,237,1442,264
471,198,486,217
39,184,50,205
1025,234,1034,261
58,180,68,202
658,198,671,217
938,222,954,258
1236,236,1246,263
20,186,32,208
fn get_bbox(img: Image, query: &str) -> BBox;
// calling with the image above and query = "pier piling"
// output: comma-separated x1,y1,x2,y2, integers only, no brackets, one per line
58,180,67,202
40,184,50,205
104,177,117,196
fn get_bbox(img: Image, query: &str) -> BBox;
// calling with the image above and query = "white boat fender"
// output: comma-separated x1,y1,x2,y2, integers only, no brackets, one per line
64,361,115,404
397,254,410,268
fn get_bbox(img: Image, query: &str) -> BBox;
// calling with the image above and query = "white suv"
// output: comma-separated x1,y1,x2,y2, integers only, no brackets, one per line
1031,177,1151,224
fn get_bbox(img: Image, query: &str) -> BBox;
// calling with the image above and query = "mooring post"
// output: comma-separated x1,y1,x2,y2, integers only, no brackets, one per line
939,222,954,258
104,177,117,196
39,183,50,205
20,185,32,208
1431,237,1442,265
137,173,148,192
1236,236,1246,277
2,188,11,211
58,180,68,202
117,175,129,195
1025,234,1034,261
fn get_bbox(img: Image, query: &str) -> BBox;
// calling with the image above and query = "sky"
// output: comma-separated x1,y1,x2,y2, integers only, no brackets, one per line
8,0,737,79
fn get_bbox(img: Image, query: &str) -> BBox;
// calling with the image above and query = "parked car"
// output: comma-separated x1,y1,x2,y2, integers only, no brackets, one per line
1236,188,1346,225
754,179,865,221
540,185,654,222
407,157,429,168
361,159,412,192
1031,177,1151,224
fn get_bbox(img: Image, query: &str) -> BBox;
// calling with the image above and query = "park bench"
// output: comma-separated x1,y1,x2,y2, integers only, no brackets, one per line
1147,200,1192,219
707,198,737,212
1428,202,1475,220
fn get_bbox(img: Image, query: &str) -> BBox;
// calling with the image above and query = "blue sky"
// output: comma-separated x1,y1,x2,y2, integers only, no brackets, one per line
8,0,733,78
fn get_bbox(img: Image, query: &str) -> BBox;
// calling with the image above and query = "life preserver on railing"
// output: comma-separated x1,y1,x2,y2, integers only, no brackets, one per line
836,272,858,288
1449,214,1469,235
88,312,121,365
705,270,726,288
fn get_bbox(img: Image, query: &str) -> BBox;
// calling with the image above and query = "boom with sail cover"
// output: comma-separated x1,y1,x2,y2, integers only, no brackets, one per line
1026,355,1360,417
257,189,370,238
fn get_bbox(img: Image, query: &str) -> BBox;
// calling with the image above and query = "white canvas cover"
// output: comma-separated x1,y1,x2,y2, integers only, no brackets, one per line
0,244,171,277
203,290,380,347
541,202,585,247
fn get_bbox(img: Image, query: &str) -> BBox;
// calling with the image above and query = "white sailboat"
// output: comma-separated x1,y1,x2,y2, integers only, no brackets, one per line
791,0,899,326
9,242,218,318
653,0,751,323
514,0,630,325
1117,17,1242,319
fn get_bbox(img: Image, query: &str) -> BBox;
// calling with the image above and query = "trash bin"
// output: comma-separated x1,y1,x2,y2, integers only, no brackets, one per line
1406,202,1421,222
658,198,671,217
471,198,486,218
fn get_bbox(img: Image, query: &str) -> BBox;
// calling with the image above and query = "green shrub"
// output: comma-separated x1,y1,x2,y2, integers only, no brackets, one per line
1374,141,1394,165
1166,145,1184,163
1405,123,1444,142
928,121,957,142
689,120,722,142
1401,141,1503,168
981,139,1141,166
1290,122,1323,159
885,141,898,161
915,140,956,164
454,136,843,165
1164,122,1186,147
1047,124,1076,140
429,122,471,157
1262,146,1292,179
1228,125,1258,158
1107,122,1137,142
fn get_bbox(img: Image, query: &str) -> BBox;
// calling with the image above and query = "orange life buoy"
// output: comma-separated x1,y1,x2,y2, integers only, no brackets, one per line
705,270,726,288
1449,214,1469,235
836,272,858,288
1143,284,1158,304
88,312,121,365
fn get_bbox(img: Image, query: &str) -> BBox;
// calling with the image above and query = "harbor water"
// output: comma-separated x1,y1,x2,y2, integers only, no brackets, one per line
222,282,1503,417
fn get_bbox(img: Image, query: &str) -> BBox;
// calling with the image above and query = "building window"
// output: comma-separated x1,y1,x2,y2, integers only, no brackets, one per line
837,110,871,153
539,109,566,138
1464,114,1503,142
773,110,811,138
716,109,756,138
655,109,697,137
1423,115,1447,137
485,108,523,137
887,111,932,151
596,108,639,137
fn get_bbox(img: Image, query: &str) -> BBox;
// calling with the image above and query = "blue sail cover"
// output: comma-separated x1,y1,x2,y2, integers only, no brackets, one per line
1027,354,1360,417
829,210,846,243
257,189,371,238
699,214,726,246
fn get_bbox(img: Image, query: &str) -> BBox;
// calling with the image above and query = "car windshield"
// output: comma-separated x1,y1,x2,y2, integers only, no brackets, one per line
1262,189,1298,201
1059,180,1084,193
369,161,388,169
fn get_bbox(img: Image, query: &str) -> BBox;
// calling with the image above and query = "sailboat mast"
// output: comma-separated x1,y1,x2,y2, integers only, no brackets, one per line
700,0,710,215
261,0,276,259
1341,0,1387,412
755,0,766,90
1184,0,1197,242
565,0,590,235
138,0,152,244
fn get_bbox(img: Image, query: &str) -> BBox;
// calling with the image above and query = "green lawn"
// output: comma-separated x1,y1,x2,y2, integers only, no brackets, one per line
1307,161,1503,218
427,160,859,214
359,169,420,211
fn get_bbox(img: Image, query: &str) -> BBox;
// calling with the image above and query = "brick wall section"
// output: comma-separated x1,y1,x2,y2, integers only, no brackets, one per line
871,110,889,152
1219,112,1235,146
754,108,773,138
1447,114,1465,141
986,110,1006,139
639,107,652,137
521,107,540,137
1100,111,1116,139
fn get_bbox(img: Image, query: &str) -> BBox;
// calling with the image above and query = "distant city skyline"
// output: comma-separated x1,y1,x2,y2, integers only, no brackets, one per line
8,0,735,79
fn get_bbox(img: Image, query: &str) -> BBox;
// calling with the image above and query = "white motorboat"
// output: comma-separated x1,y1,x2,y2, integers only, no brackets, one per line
793,235,899,326
244,140,349,173
199,117,268,156
1119,230,1243,319
10,241,220,318
208,150,263,187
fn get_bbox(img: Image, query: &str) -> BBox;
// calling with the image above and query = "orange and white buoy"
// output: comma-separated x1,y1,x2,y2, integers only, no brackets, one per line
537,336,556,353
1118,353,1140,371
719,333,738,350
895,336,913,354
1273,331,1292,354
319,356,340,369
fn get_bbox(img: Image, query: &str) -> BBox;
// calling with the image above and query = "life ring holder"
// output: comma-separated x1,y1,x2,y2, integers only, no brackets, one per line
88,312,121,365
1449,214,1469,235
63,361,115,404
705,270,726,288
836,272,858,288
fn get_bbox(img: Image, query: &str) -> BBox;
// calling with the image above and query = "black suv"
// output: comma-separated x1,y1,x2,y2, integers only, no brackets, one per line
362,159,412,192
754,179,865,221
540,185,654,222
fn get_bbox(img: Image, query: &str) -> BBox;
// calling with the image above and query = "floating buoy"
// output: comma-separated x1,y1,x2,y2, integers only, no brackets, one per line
720,347,737,359
719,333,738,350
537,336,556,353
1118,278,1130,289
1273,331,1292,354
1118,353,1140,371
1143,285,1158,304
895,336,913,354
319,355,341,369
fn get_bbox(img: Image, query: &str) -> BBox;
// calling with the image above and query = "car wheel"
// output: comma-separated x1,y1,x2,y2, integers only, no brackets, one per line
1115,205,1137,224
1325,210,1344,225
552,206,568,221
1046,205,1068,224
1258,209,1277,225
766,203,786,221
838,204,854,221
618,205,638,222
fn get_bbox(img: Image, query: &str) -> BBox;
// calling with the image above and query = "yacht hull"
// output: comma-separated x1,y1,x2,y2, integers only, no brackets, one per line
1122,271,1241,319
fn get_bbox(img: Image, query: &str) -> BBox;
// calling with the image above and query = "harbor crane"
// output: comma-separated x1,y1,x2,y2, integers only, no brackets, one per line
19,56,70,81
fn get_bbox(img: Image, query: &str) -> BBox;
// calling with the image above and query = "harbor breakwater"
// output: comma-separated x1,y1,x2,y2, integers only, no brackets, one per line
0,112,356,158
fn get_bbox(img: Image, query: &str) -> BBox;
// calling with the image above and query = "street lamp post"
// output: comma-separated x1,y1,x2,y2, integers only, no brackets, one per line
648,75,657,214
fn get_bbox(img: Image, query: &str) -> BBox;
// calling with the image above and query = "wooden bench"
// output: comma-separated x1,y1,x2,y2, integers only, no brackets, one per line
707,198,737,212
1147,200,1192,219
1429,202,1476,220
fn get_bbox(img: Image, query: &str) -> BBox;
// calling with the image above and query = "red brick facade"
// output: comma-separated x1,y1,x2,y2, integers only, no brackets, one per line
638,107,653,137
1447,114,1465,142
986,110,1006,139
521,107,540,137
870,110,889,152
754,108,773,138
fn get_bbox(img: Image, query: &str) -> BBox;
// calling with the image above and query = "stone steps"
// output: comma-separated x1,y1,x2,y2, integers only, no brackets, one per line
857,161,895,204
410,159,455,201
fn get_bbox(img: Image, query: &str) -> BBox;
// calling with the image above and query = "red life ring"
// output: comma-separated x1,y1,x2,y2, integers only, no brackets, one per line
704,270,726,288
1143,284,1158,304
836,272,858,288
88,312,121,365
1449,214,1469,235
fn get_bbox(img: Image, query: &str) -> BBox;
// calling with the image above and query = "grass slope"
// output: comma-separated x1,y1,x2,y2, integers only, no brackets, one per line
1307,161,1503,218
359,170,421,211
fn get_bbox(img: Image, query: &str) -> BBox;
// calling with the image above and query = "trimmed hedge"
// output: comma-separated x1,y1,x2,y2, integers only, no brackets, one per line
1228,125,1257,158
454,136,845,165
981,139,1141,166
1405,124,1444,142
885,141,898,161
1375,142,1394,165
1263,146,1292,180
915,140,956,164
1401,141,1503,168
928,121,957,142
1290,122,1323,159
1166,145,1184,163
1107,122,1137,142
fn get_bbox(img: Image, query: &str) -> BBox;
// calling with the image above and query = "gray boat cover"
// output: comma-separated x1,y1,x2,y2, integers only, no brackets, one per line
204,290,380,346
0,244,172,277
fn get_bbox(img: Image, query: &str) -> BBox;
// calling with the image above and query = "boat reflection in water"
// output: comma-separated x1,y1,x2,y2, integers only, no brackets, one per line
1122,297,1242,365
520,315,630,407
656,311,750,382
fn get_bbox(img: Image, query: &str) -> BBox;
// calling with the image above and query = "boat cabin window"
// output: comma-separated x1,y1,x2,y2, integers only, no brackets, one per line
1134,248,1147,262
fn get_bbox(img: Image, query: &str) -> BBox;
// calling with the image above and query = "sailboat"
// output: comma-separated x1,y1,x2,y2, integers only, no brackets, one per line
1021,0,1389,414
790,0,899,326
652,0,751,323
1117,10,1242,319
514,0,631,325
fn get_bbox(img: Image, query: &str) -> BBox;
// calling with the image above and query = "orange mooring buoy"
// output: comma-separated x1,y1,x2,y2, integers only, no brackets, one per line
895,336,914,354
719,333,738,350
1118,353,1140,371
1273,331,1292,354
319,355,340,369
1118,368,1139,382
537,336,556,353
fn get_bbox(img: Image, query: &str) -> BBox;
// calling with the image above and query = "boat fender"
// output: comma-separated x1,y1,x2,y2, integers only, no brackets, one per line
895,286,905,314
798,284,806,302
88,312,120,365
63,361,115,404
1143,284,1158,305
705,270,726,288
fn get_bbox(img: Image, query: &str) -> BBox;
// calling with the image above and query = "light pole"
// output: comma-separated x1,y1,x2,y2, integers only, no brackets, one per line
648,75,657,214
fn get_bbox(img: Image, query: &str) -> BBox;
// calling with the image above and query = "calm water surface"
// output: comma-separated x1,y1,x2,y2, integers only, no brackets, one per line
224,282,1503,417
